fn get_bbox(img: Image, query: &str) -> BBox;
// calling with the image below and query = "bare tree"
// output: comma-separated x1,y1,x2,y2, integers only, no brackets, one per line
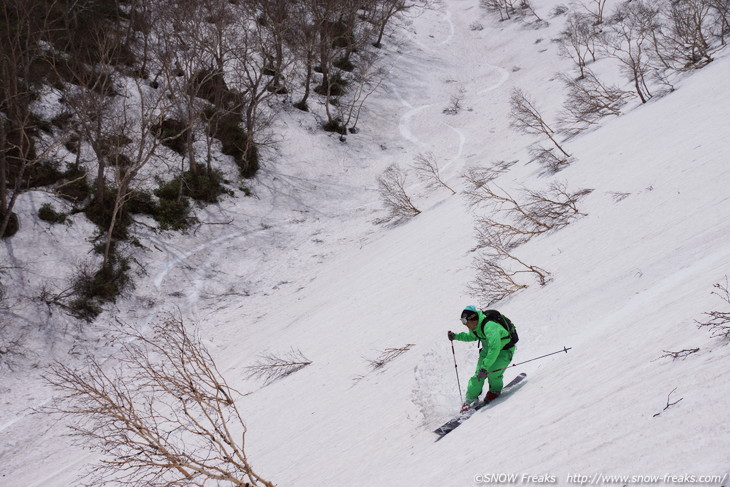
600,0,658,103
154,0,221,176
376,163,420,222
709,0,730,45
98,77,171,269
520,0,544,23
471,181,592,246
329,51,385,136
461,161,517,207
470,256,529,306
368,0,416,48
482,0,518,21
0,0,55,237
578,0,609,25
509,88,572,161
226,1,293,176
45,316,275,487
558,70,634,135
652,0,716,70
470,227,549,306
412,152,456,195
558,12,599,79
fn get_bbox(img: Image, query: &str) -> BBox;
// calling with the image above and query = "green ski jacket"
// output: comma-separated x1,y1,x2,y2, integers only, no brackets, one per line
453,309,514,371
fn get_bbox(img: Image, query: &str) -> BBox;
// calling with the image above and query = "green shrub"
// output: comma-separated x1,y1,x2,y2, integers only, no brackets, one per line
204,109,259,178
69,257,131,321
38,203,67,224
126,190,156,215
153,196,194,231
0,211,19,238
84,188,132,240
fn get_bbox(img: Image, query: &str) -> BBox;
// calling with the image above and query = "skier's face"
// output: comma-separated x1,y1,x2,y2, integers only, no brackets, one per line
464,318,478,331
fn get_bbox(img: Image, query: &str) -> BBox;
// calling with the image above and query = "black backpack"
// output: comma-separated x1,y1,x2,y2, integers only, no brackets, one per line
480,309,519,350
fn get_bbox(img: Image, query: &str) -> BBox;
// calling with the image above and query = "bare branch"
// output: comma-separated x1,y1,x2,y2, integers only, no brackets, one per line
657,348,700,360
509,88,572,161
652,387,684,417
558,70,634,135
44,316,275,487
376,163,421,223
244,348,313,385
364,344,415,371
696,276,730,339
412,152,456,195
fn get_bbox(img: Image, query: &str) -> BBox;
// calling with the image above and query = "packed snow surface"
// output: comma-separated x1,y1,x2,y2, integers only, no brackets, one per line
1,1,729,486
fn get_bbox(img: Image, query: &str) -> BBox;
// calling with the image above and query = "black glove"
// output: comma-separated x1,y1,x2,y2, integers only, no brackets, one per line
477,368,488,380
447,331,456,341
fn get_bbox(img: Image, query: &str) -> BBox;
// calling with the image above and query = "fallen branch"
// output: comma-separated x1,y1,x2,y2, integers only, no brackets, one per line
657,348,700,360
365,344,415,371
653,387,683,417
245,348,313,384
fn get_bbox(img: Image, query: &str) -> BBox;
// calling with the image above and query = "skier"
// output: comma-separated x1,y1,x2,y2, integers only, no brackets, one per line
448,306,517,412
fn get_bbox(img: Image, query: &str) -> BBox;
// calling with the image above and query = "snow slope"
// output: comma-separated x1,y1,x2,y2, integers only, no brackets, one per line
2,1,730,486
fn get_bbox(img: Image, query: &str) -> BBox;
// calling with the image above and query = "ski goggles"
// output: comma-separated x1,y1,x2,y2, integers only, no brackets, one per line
460,316,478,325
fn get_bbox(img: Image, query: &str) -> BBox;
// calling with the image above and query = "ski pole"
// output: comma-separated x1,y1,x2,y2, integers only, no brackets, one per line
451,340,464,404
490,346,572,375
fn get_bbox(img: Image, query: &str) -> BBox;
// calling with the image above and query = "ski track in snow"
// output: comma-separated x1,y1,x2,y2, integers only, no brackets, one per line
147,3,498,320
1,3,514,484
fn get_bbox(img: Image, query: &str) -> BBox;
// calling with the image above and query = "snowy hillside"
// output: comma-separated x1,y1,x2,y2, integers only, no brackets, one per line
2,1,730,487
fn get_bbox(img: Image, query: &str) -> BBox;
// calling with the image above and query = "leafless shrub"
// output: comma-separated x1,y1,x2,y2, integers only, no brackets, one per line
696,276,730,339
470,227,549,306
470,257,529,305
0,320,26,370
469,177,593,243
471,182,591,244
376,163,421,223
467,179,591,305
709,0,730,45
476,227,551,284
481,0,517,21
364,344,415,370
520,0,544,24
578,0,609,25
244,348,313,385
412,152,456,195
482,0,544,23
44,316,275,487
443,86,466,115
510,88,572,164
528,145,572,173
558,70,634,135
609,191,631,202
651,0,716,71
461,161,517,206
327,52,385,137
551,5,569,18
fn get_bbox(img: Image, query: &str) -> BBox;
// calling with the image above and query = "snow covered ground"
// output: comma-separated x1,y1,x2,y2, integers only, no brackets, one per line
2,1,730,486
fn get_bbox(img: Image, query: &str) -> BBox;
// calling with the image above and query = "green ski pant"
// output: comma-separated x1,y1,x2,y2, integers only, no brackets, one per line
465,347,515,402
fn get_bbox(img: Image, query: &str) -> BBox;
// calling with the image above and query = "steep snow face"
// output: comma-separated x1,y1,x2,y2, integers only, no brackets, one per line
2,1,730,487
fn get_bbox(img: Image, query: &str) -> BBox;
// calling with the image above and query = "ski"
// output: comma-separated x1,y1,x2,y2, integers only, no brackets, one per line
434,372,527,440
